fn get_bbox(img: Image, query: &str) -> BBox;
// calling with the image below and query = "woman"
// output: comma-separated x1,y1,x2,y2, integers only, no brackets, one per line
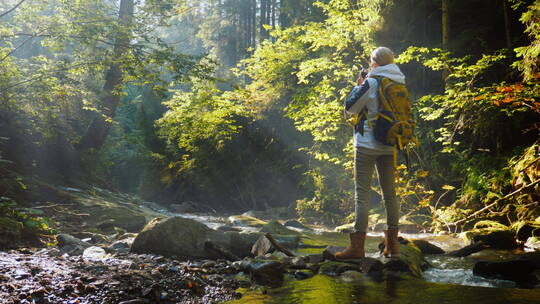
336,47,404,259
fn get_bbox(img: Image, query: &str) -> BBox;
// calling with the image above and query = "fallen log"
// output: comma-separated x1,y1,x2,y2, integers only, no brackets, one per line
446,242,488,257
264,233,295,257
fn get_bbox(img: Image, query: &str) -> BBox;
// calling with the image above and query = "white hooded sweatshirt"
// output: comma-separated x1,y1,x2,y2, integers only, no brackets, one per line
344,63,406,155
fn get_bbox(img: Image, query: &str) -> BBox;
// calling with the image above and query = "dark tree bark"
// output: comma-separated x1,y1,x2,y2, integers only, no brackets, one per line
442,0,450,50
252,0,257,47
77,0,134,151
502,0,512,48
260,0,267,40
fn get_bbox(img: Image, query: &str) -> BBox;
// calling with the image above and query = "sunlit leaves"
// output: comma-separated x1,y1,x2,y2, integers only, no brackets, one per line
156,77,249,153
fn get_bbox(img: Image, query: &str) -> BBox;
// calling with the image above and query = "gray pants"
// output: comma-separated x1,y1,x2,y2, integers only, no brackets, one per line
353,148,399,232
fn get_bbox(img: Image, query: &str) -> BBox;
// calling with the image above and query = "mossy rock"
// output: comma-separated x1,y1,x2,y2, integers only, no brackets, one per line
259,220,300,235
131,216,228,259
462,229,518,249
318,261,358,276
382,242,428,278
228,215,268,228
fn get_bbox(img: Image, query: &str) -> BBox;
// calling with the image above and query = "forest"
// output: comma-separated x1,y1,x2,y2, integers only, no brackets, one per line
0,0,539,303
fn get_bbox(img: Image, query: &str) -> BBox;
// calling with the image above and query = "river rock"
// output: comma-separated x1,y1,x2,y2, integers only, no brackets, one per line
382,242,428,278
130,216,229,259
251,235,274,256
464,229,518,249
228,215,267,228
358,257,384,276
248,260,285,287
57,234,91,248
109,238,134,254
290,256,307,269
226,231,260,257
411,239,445,255
293,269,314,280
322,245,345,260
339,270,365,282
306,253,324,264
259,220,300,235
473,260,539,286
82,246,107,260
318,261,358,276
283,219,311,231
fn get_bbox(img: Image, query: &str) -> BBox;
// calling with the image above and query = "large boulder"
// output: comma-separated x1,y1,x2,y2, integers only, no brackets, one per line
225,231,261,257
131,216,230,259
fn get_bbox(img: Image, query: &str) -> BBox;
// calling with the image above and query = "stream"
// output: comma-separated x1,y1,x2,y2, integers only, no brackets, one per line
159,210,540,304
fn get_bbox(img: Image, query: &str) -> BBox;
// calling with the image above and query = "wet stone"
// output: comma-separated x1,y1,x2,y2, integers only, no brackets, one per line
322,245,346,260
248,260,285,288
318,261,358,276
294,269,314,280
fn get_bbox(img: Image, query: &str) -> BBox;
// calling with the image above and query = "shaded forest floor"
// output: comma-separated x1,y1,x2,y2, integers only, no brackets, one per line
0,249,240,304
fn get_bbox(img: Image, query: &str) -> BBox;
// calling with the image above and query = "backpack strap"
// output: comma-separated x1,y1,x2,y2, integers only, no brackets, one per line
356,77,378,135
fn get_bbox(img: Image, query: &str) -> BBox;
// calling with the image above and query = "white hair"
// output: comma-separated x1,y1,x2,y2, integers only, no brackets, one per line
371,47,395,66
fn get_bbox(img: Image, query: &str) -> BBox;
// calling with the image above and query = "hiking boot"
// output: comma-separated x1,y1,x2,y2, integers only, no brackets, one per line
383,229,400,257
335,232,366,259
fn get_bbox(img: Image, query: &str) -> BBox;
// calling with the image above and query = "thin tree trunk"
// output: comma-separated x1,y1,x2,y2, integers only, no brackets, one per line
77,0,134,150
441,0,450,84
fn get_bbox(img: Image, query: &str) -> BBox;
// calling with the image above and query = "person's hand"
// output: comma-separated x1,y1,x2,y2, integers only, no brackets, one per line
356,68,368,85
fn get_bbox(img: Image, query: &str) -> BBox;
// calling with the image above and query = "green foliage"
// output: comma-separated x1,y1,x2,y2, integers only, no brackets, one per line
0,196,54,237
156,78,249,154
512,0,540,80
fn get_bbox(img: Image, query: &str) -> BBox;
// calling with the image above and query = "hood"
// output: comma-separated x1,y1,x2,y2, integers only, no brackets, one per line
368,63,405,84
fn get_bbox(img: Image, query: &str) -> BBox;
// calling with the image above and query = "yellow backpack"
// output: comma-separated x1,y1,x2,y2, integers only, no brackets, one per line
371,76,416,150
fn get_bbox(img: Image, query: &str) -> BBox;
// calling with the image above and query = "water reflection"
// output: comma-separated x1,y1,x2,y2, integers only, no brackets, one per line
227,275,540,304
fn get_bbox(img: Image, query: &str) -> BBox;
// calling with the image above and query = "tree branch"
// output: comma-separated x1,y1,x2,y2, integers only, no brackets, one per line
0,0,27,19
453,179,540,226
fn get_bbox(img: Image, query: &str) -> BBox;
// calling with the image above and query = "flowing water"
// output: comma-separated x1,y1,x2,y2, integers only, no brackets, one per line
158,210,540,303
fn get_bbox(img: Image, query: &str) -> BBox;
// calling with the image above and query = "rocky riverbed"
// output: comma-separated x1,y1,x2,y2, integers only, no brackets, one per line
1,185,540,304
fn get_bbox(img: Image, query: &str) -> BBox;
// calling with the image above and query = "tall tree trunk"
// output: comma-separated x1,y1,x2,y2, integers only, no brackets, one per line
77,0,134,151
271,0,276,42
441,0,449,50
252,0,257,47
260,0,267,41
502,0,511,49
